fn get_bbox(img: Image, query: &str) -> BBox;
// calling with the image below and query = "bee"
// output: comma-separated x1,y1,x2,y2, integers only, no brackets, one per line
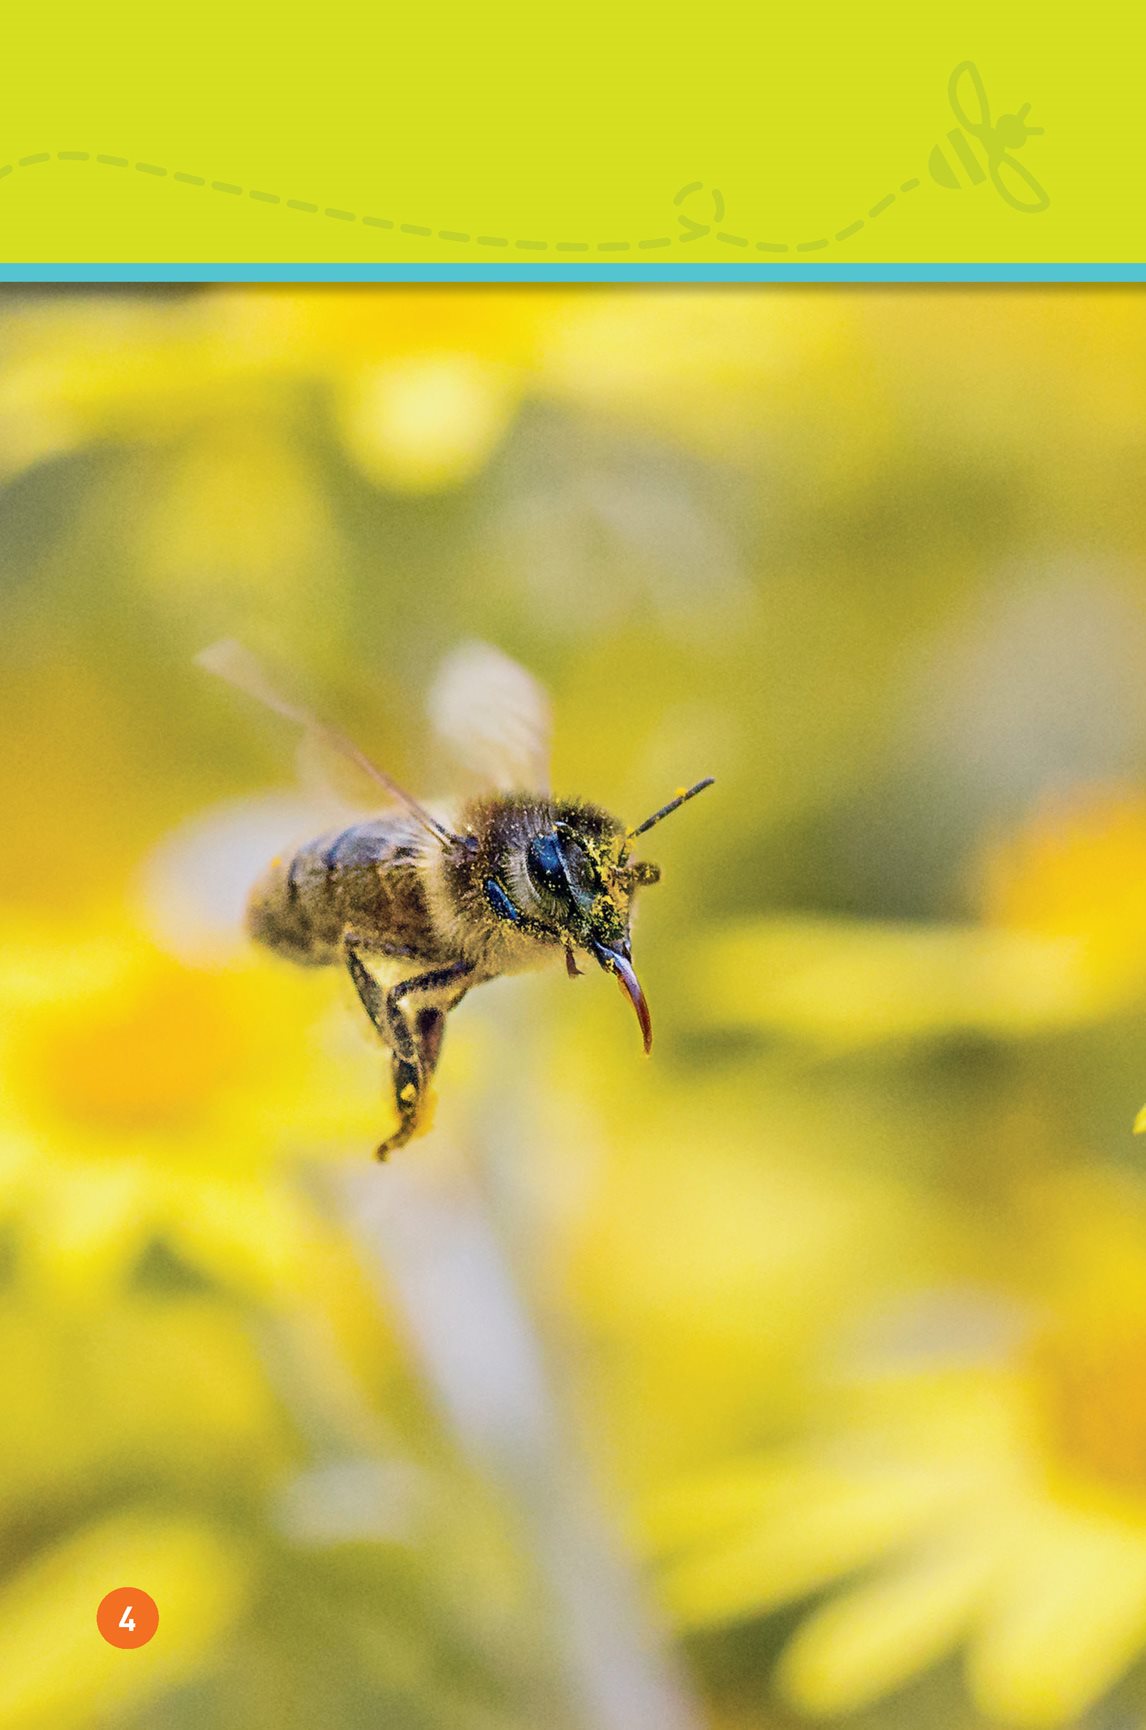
198,640,713,1159
928,60,1048,214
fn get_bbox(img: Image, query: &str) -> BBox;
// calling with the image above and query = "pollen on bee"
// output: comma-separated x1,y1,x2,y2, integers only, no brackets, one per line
412,1085,438,1140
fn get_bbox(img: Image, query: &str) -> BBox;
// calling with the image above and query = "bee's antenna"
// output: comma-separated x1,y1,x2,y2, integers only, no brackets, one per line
627,777,715,840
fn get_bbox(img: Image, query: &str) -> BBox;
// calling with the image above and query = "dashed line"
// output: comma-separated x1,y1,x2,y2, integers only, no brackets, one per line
2,149,928,257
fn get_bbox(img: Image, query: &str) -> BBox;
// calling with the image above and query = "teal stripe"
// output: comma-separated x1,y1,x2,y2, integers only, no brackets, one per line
0,263,1142,283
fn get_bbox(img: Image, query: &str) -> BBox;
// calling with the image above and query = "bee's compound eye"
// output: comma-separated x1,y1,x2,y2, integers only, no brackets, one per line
527,831,599,917
525,834,568,897
561,839,596,896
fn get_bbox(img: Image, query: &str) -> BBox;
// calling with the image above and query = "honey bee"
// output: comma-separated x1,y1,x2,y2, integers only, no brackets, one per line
198,640,713,1159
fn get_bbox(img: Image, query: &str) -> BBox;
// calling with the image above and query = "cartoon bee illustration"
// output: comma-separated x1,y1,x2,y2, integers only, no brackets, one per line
928,60,1048,213
198,640,714,1159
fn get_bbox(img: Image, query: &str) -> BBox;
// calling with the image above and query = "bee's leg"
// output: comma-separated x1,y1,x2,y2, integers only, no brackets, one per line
415,985,470,1080
376,963,473,1159
342,940,426,1160
342,937,420,1048
415,1007,447,1078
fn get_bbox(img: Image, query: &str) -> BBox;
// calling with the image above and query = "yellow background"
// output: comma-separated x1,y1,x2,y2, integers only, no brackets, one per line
7,279,1146,1726
0,2,1138,264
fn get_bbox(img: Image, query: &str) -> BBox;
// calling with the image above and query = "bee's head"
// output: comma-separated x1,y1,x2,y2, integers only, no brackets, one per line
468,779,713,1055
518,811,657,1050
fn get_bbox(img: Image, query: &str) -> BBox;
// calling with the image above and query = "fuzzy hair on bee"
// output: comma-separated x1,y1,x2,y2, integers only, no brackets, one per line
197,639,713,1159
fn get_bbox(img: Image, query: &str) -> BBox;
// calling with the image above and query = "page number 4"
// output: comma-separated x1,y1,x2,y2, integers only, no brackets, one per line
97,1588,159,1649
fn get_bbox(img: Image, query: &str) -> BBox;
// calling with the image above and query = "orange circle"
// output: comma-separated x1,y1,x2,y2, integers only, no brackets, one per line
96,1587,159,1649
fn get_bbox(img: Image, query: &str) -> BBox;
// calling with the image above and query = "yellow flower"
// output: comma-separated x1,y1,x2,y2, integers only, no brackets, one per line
975,786,1146,1134
264,287,559,492
648,1172,1146,1728
0,1509,252,1730
539,289,866,471
693,915,1097,1051
0,914,385,1301
0,1295,290,1516
978,784,1146,1002
693,782,1146,1053
0,288,585,653
0,287,562,500
0,912,486,1728
545,1029,942,1488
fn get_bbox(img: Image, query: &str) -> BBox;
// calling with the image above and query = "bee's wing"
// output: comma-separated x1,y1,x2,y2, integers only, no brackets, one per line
427,641,552,794
990,153,1050,213
197,639,457,847
949,60,991,132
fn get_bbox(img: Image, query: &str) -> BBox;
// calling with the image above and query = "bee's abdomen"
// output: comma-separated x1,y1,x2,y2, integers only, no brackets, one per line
246,819,431,966
246,846,334,964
